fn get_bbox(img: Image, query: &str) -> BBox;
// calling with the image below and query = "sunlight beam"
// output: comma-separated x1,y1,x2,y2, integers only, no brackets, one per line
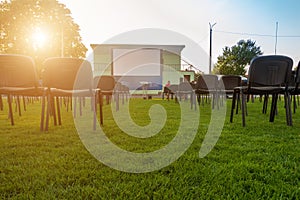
32,28,47,49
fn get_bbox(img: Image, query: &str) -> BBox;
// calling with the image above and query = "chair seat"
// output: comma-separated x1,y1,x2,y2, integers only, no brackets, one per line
0,86,45,95
196,88,217,93
288,86,300,93
235,86,285,94
49,88,95,96
101,90,114,95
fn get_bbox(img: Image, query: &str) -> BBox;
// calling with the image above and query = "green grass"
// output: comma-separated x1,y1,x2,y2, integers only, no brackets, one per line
0,97,300,199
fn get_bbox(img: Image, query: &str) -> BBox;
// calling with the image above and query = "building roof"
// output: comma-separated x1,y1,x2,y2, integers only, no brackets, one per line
90,44,185,54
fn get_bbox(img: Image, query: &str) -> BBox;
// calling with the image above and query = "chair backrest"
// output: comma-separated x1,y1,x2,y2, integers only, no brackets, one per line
178,81,193,91
220,75,241,90
43,57,93,90
293,61,300,90
248,55,293,87
295,61,300,84
168,84,178,93
94,75,115,91
196,74,218,90
0,54,38,88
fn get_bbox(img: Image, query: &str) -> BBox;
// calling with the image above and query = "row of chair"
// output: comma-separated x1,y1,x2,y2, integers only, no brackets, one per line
163,74,242,110
163,55,300,127
0,54,127,131
2,54,299,129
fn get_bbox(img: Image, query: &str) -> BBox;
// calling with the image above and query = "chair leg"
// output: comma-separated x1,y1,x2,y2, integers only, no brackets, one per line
0,95,3,111
241,92,246,127
40,94,46,131
284,92,292,126
17,96,22,116
216,92,219,110
73,97,77,118
45,94,51,131
51,96,57,126
262,94,268,114
245,95,249,116
56,97,62,125
230,91,237,123
293,95,296,113
193,92,197,110
269,94,277,122
79,97,83,116
65,97,69,112
196,94,200,105
122,92,125,105
22,96,26,112
7,95,14,125
106,95,110,105
83,97,86,107
92,96,96,131
236,93,240,114
98,91,103,125
116,92,119,112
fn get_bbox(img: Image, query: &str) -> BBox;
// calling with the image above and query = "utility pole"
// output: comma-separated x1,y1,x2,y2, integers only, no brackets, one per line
275,22,278,55
209,22,216,74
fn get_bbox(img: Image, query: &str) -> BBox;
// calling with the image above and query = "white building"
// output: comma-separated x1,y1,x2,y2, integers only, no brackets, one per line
90,44,195,93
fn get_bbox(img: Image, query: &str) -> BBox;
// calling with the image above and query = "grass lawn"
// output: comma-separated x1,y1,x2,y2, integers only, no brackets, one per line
0,97,300,199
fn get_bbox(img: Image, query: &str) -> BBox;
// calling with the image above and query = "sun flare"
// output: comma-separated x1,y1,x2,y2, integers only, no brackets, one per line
32,28,47,48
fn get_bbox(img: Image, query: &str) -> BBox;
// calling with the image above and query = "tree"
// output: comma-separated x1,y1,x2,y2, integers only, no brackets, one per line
214,39,263,75
0,0,87,74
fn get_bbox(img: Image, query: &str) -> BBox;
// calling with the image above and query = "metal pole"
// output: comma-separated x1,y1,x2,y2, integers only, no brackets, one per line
275,22,278,55
209,22,216,74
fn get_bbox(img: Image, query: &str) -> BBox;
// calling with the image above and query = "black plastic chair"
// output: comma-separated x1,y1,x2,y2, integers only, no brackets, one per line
163,84,178,101
42,57,101,130
0,54,45,130
94,75,115,105
230,55,293,126
289,61,300,113
94,75,117,123
195,74,218,108
177,82,196,109
219,75,242,108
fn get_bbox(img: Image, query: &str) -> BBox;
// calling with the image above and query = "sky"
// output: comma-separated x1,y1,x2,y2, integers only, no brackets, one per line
58,0,300,72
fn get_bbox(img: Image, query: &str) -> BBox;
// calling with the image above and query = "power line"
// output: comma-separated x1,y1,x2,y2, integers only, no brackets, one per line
214,30,300,38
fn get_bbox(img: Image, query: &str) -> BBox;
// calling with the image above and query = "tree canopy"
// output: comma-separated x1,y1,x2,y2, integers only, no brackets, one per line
213,39,263,75
0,0,87,73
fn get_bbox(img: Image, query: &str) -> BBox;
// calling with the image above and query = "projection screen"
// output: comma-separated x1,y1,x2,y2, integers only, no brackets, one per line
112,48,162,90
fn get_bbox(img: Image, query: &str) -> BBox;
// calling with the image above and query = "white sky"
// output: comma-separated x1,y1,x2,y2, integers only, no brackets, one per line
59,0,300,72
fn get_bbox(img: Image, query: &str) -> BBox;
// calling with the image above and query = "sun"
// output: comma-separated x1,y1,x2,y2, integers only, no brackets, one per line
32,28,47,48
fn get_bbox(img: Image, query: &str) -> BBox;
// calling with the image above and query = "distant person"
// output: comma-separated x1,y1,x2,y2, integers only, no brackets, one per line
165,80,171,87
163,81,171,100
